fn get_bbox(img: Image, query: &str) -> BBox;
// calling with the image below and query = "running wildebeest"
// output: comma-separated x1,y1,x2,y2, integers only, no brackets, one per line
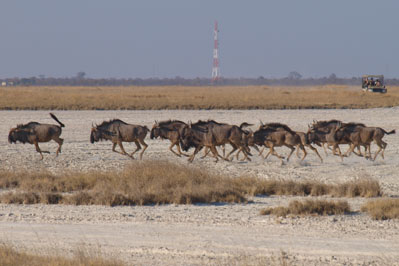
311,120,370,158
180,120,252,162
90,119,149,159
150,120,189,157
248,123,307,164
341,124,395,160
258,122,323,162
307,122,345,161
194,120,253,161
8,113,65,160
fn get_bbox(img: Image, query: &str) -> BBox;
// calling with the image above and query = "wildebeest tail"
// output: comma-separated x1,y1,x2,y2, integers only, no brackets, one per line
50,113,65,127
384,129,396,135
239,122,253,129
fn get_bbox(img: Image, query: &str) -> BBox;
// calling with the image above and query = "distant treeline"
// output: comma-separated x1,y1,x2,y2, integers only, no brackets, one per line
2,75,399,86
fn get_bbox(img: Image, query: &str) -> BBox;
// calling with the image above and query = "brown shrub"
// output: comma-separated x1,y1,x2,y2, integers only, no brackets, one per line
0,170,98,192
0,244,124,266
331,179,381,197
361,198,399,220
231,177,380,198
260,199,351,217
1,192,41,204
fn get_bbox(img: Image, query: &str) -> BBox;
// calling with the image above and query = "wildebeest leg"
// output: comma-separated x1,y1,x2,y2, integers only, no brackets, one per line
306,144,323,163
53,137,64,156
332,144,344,161
130,140,142,159
210,145,227,163
117,141,130,157
238,147,251,162
258,147,265,156
221,144,226,158
188,146,203,162
381,141,387,159
373,140,387,160
138,139,148,160
298,145,307,162
175,143,190,157
269,146,284,164
296,145,301,158
322,143,329,156
353,145,363,157
225,144,238,161
112,142,118,153
34,141,49,160
169,142,182,157
286,145,296,162
201,147,211,159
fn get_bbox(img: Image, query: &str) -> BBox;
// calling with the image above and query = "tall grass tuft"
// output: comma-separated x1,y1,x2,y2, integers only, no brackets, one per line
0,244,124,266
260,199,351,217
361,198,399,220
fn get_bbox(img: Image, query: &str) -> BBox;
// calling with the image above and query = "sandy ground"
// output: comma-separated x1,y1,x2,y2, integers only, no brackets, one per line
0,109,398,265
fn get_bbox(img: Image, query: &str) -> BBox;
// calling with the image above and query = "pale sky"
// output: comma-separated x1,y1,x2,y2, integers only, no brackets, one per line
0,0,398,78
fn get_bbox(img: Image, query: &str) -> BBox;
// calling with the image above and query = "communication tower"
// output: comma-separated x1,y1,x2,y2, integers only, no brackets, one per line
211,21,220,82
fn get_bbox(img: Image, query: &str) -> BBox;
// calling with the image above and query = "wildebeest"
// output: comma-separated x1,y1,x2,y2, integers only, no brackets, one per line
341,125,395,160
194,120,253,161
255,122,324,162
179,122,226,163
248,123,307,164
90,119,149,159
150,120,188,157
8,113,65,160
307,122,344,161
180,120,252,162
311,120,372,159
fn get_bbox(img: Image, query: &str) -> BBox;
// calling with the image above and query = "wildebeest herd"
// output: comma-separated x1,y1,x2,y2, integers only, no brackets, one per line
8,113,396,163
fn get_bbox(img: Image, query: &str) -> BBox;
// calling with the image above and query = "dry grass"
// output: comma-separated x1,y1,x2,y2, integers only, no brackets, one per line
0,161,247,205
0,244,124,266
361,198,399,220
231,176,381,198
0,85,398,110
260,199,351,217
0,162,381,206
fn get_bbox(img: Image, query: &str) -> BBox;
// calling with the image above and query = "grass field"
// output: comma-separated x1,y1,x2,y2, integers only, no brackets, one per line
1,85,399,110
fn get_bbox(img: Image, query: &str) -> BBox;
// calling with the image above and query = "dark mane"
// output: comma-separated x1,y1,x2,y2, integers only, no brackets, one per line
16,122,40,129
313,119,342,128
158,120,186,126
97,119,127,128
207,119,228,125
345,122,366,127
263,123,293,132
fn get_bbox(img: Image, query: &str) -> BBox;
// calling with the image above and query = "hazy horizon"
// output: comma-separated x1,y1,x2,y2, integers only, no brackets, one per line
1,0,398,79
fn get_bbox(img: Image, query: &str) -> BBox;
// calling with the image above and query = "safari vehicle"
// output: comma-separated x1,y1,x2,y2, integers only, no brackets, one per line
362,75,387,93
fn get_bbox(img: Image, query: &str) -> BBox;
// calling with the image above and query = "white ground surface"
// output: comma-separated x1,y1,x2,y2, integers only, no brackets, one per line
0,109,398,265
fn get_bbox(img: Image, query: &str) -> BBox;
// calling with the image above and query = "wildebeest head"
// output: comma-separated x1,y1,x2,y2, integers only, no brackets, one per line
179,124,196,151
90,127,101,143
8,128,34,144
90,125,114,143
150,122,160,139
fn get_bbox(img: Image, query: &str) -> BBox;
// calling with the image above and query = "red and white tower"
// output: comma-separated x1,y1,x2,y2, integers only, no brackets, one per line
211,20,220,82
